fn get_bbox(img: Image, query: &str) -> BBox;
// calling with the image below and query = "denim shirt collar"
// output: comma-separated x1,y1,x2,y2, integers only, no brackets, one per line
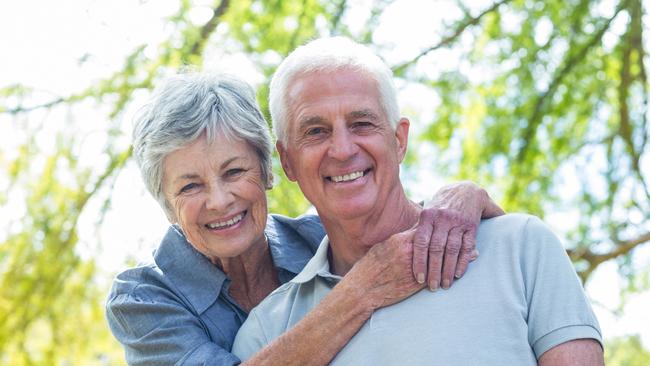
265,216,319,278
154,216,320,314
154,225,227,314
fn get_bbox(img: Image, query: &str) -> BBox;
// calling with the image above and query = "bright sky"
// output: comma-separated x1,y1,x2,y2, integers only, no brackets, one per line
1,0,649,350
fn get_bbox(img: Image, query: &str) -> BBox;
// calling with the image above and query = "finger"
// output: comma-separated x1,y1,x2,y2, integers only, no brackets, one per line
412,209,435,284
482,199,505,218
455,226,477,279
427,219,449,291
441,227,463,289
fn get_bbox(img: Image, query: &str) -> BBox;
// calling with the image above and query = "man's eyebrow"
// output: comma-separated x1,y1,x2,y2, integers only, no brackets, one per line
298,115,326,129
347,109,379,120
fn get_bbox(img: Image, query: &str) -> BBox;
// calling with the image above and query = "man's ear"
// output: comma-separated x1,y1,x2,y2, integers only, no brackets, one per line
394,117,410,163
276,141,297,181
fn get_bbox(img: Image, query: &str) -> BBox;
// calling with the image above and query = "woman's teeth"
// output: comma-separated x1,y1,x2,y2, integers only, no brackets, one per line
207,212,244,229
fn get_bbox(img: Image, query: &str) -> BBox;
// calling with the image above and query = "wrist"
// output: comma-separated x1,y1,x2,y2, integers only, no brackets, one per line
334,270,379,316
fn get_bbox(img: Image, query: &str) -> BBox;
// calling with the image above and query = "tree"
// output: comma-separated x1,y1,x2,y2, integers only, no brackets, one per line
403,0,649,284
606,335,650,364
0,0,647,364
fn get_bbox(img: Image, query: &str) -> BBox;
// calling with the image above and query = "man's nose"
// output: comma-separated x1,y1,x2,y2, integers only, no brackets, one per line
205,184,235,211
327,128,359,161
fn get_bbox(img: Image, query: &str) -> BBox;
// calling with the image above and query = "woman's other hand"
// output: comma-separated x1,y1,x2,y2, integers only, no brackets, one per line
413,181,505,291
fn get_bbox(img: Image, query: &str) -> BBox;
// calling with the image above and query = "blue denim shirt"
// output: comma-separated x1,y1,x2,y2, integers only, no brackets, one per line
105,214,325,365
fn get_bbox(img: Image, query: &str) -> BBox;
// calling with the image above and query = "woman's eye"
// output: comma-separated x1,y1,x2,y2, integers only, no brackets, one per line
179,183,199,193
226,168,245,177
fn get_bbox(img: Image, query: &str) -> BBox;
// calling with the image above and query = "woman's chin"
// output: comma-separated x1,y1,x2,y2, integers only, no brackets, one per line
198,232,268,262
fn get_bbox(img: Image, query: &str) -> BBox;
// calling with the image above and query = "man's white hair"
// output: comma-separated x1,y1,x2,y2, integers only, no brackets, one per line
269,37,400,145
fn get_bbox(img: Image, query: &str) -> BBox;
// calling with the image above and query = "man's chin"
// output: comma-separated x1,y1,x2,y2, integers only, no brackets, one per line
326,201,374,220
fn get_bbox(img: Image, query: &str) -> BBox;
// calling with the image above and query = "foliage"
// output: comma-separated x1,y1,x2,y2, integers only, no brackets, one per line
606,335,650,365
0,0,648,363
411,0,649,284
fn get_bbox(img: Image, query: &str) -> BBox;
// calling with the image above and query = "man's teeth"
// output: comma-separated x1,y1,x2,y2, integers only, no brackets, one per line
207,213,244,229
331,171,364,183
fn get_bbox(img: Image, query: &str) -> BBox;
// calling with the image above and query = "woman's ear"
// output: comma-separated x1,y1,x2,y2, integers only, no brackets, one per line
266,172,274,190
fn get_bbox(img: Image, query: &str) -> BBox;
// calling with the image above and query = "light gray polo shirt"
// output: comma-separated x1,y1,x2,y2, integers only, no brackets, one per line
232,214,602,365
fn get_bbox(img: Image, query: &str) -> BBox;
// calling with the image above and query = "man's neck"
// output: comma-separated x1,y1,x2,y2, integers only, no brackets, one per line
320,186,421,276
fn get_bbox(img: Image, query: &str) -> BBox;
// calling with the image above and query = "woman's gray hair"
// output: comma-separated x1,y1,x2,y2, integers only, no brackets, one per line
269,36,400,146
132,72,273,220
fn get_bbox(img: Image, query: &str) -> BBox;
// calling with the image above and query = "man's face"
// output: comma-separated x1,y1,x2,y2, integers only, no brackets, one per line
277,68,409,221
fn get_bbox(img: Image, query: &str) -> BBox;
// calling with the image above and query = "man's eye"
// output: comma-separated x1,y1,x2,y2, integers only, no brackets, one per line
180,183,199,193
353,121,373,129
305,127,325,136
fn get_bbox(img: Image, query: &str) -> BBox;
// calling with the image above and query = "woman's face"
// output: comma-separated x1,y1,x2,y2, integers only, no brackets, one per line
162,133,268,261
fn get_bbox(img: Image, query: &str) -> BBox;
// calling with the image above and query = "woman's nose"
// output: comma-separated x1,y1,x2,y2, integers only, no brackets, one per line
205,184,235,211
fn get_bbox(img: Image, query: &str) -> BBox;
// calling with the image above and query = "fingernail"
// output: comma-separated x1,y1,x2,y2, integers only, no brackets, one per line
417,273,425,284
429,282,438,292
455,271,462,279
442,280,450,289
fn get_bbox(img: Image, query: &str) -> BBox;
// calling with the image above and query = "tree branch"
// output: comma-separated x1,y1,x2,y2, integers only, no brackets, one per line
5,97,65,114
515,0,630,165
629,0,650,200
571,231,650,282
188,0,231,57
287,0,310,54
329,0,348,35
392,0,512,74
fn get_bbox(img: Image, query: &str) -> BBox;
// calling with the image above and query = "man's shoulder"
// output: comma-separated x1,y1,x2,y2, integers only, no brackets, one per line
478,213,557,246
478,212,542,232
475,213,571,271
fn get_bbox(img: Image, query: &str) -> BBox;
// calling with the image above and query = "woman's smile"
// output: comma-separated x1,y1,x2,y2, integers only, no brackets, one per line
163,134,269,260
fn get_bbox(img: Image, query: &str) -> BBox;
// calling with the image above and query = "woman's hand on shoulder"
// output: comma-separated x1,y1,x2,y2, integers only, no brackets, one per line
413,181,504,291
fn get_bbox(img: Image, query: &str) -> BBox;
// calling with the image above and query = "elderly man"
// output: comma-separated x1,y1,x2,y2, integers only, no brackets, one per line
232,37,603,365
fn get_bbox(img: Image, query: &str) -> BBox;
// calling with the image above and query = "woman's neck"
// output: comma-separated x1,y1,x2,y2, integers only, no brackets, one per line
214,237,279,312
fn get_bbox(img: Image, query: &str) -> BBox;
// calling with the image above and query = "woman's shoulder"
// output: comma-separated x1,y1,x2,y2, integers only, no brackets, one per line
268,212,322,229
106,225,191,307
107,259,175,306
267,213,325,252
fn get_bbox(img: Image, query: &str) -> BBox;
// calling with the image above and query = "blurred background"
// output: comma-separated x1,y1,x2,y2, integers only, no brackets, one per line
1,0,649,364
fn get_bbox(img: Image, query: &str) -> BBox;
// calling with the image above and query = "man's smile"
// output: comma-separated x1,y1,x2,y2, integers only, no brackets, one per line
326,168,372,183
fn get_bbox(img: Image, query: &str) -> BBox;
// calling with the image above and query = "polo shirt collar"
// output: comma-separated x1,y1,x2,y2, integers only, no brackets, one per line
154,225,227,314
291,236,342,284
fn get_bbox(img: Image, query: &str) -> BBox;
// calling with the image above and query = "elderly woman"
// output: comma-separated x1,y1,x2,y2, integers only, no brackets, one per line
106,72,503,365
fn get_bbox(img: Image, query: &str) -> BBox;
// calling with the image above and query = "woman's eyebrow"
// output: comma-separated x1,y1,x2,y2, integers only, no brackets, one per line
173,173,200,184
220,156,240,169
